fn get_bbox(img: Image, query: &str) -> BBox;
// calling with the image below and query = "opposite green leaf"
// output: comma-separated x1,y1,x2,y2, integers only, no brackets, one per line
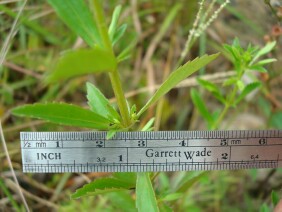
46,48,117,82
136,173,159,212
71,177,135,199
11,103,111,129
86,82,120,121
191,88,213,127
235,82,261,105
138,53,219,116
48,0,102,47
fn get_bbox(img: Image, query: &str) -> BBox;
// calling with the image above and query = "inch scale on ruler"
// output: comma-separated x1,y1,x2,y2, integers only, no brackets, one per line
20,130,282,173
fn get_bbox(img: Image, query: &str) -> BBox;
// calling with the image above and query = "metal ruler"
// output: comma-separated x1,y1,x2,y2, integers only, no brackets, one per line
20,130,282,173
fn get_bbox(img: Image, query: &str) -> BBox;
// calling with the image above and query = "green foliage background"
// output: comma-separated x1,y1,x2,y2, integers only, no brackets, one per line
0,0,282,211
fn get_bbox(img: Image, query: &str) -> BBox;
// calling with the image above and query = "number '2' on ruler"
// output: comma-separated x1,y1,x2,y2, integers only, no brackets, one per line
20,130,282,173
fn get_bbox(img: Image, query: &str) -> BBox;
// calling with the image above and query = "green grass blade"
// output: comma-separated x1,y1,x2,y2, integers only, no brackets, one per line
136,173,159,212
11,103,111,129
46,48,117,82
138,53,219,116
0,5,60,45
0,178,21,212
48,0,103,47
86,82,120,121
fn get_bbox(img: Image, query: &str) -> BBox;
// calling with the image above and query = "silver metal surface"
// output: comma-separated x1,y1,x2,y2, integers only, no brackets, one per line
20,130,282,173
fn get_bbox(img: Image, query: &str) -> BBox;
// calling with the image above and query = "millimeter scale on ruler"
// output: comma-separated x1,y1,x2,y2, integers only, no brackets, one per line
20,130,282,173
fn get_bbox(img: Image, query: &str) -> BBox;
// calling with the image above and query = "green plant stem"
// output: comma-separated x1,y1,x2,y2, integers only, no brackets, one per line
109,70,131,126
91,0,131,126
211,82,238,130
211,63,246,130
91,0,112,51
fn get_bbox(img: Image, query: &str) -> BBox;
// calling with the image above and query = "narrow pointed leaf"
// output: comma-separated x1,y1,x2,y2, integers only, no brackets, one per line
48,0,102,47
223,44,237,60
108,5,122,40
112,24,127,46
197,78,220,93
117,37,137,62
106,130,118,140
197,78,225,104
86,82,120,121
71,178,134,199
138,53,219,116
159,193,183,202
46,48,117,82
252,41,276,63
11,103,111,129
254,58,277,66
249,65,268,73
191,89,213,126
136,173,159,212
235,82,261,105
141,118,155,131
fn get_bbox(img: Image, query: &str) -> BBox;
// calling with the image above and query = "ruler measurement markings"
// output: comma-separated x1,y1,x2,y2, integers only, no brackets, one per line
20,132,282,140
20,130,282,173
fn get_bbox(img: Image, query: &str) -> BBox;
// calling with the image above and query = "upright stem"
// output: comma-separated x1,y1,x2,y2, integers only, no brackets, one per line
92,0,112,51
91,0,131,126
211,74,240,130
109,71,131,126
